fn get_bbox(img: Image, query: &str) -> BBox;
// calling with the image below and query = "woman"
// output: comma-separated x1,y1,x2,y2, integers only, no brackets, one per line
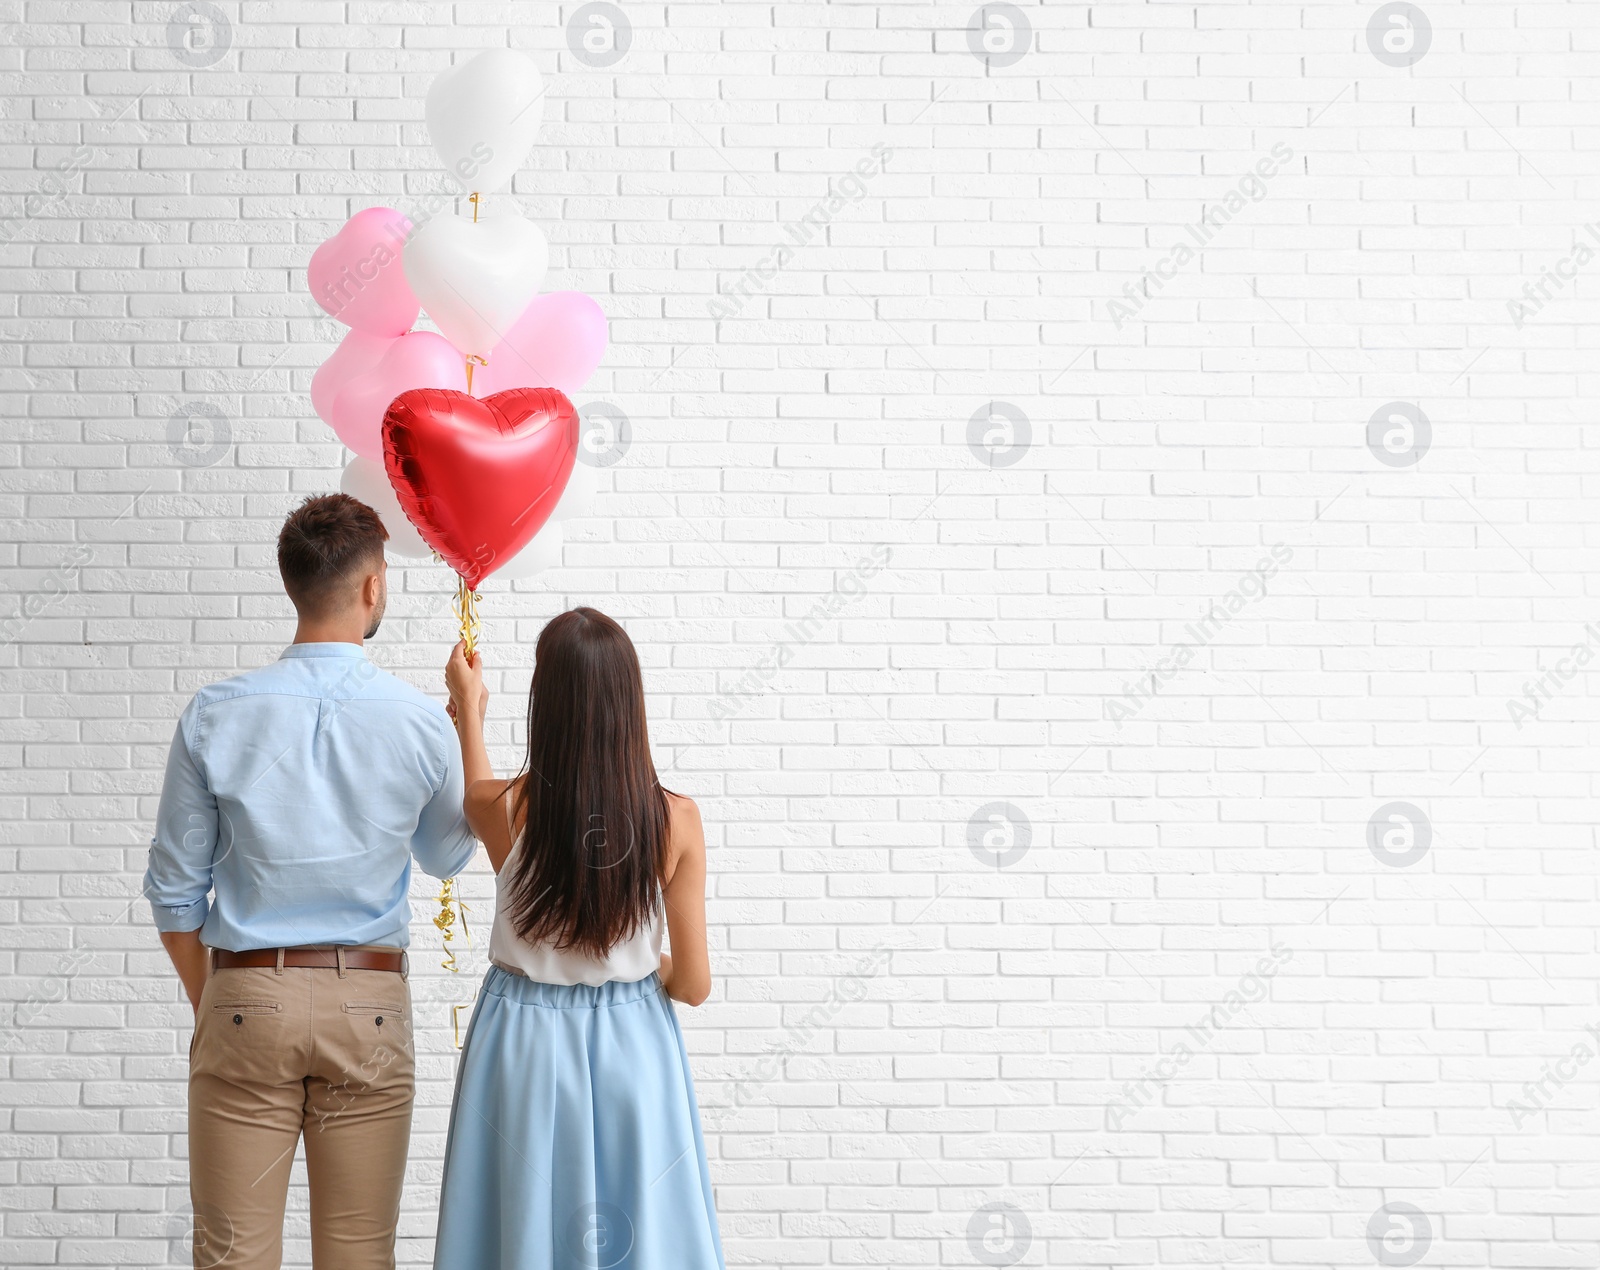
434,608,725,1269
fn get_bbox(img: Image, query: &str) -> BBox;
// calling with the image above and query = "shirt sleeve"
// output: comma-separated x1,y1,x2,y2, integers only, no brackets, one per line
143,706,216,934
410,710,478,880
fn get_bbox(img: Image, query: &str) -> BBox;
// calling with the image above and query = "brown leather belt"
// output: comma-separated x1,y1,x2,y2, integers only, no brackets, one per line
214,947,406,973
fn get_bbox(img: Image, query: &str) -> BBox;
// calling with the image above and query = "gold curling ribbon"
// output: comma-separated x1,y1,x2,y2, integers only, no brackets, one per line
464,193,485,397
462,189,487,396
436,572,483,989
434,876,473,974
452,573,482,659
452,995,477,1049
434,876,461,971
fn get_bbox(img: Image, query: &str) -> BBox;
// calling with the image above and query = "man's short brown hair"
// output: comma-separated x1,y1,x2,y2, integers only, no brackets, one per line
277,494,388,615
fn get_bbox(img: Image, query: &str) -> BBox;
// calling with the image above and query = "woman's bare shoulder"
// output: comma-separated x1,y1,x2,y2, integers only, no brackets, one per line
466,775,519,822
664,788,701,819
662,791,704,875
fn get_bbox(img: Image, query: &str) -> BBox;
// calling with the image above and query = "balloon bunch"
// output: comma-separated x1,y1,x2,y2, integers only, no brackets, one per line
307,48,608,590
305,50,609,983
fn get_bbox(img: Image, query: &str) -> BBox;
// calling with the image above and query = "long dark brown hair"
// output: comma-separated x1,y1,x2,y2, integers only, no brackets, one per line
501,608,670,957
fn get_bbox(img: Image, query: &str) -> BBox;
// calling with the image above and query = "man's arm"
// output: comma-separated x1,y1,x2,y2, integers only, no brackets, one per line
160,931,210,1013
410,706,479,881
144,710,217,1006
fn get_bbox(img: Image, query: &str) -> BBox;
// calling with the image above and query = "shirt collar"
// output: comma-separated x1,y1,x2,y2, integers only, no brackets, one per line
278,642,370,661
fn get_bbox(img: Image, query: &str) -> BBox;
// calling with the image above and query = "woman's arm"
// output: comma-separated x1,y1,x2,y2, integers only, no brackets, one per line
445,641,492,787
444,642,517,872
464,778,519,873
659,793,711,1006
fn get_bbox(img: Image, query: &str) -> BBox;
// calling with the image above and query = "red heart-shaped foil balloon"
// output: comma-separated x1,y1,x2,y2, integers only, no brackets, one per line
381,387,577,587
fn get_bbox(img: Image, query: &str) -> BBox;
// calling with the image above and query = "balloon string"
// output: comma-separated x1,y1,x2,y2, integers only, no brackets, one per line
434,876,460,972
437,573,483,982
438,563,480,998
434,880,473,974
452,993,477,1049
462,192,485,396
438,579,480,972
452,574,482,659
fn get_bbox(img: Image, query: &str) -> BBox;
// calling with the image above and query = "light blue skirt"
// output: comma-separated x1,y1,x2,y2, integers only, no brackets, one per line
434,967,725,1270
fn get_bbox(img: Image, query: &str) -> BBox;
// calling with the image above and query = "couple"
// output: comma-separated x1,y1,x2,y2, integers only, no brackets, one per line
144,494,725,1270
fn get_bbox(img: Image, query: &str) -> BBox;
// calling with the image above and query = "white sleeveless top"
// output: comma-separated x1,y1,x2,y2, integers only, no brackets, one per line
487,787,663,986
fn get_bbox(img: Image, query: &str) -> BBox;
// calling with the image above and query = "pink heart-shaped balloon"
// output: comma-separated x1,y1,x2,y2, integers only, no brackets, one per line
469,291,608,397
329,331,466,459
309,208,420,337
311,329,394,427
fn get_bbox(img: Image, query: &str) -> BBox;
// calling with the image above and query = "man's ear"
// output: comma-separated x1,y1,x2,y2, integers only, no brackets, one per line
363,566,384,607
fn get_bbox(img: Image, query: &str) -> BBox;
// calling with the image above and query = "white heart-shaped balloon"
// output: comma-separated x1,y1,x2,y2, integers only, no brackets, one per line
495,522,564,579
403,213,549,361
339,456,432,558
426,49,545,194
550,450,598,523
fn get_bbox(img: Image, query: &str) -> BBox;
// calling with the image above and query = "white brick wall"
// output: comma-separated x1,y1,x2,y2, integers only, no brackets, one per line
3,1,1598,1265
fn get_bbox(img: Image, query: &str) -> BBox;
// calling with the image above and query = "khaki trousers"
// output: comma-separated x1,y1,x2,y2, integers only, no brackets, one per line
187,953,415,1270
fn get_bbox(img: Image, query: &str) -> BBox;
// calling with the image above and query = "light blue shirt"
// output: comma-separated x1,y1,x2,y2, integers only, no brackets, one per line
143,642,477,951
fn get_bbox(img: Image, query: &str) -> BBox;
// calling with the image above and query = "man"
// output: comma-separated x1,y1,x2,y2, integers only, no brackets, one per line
144,493,477,1270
